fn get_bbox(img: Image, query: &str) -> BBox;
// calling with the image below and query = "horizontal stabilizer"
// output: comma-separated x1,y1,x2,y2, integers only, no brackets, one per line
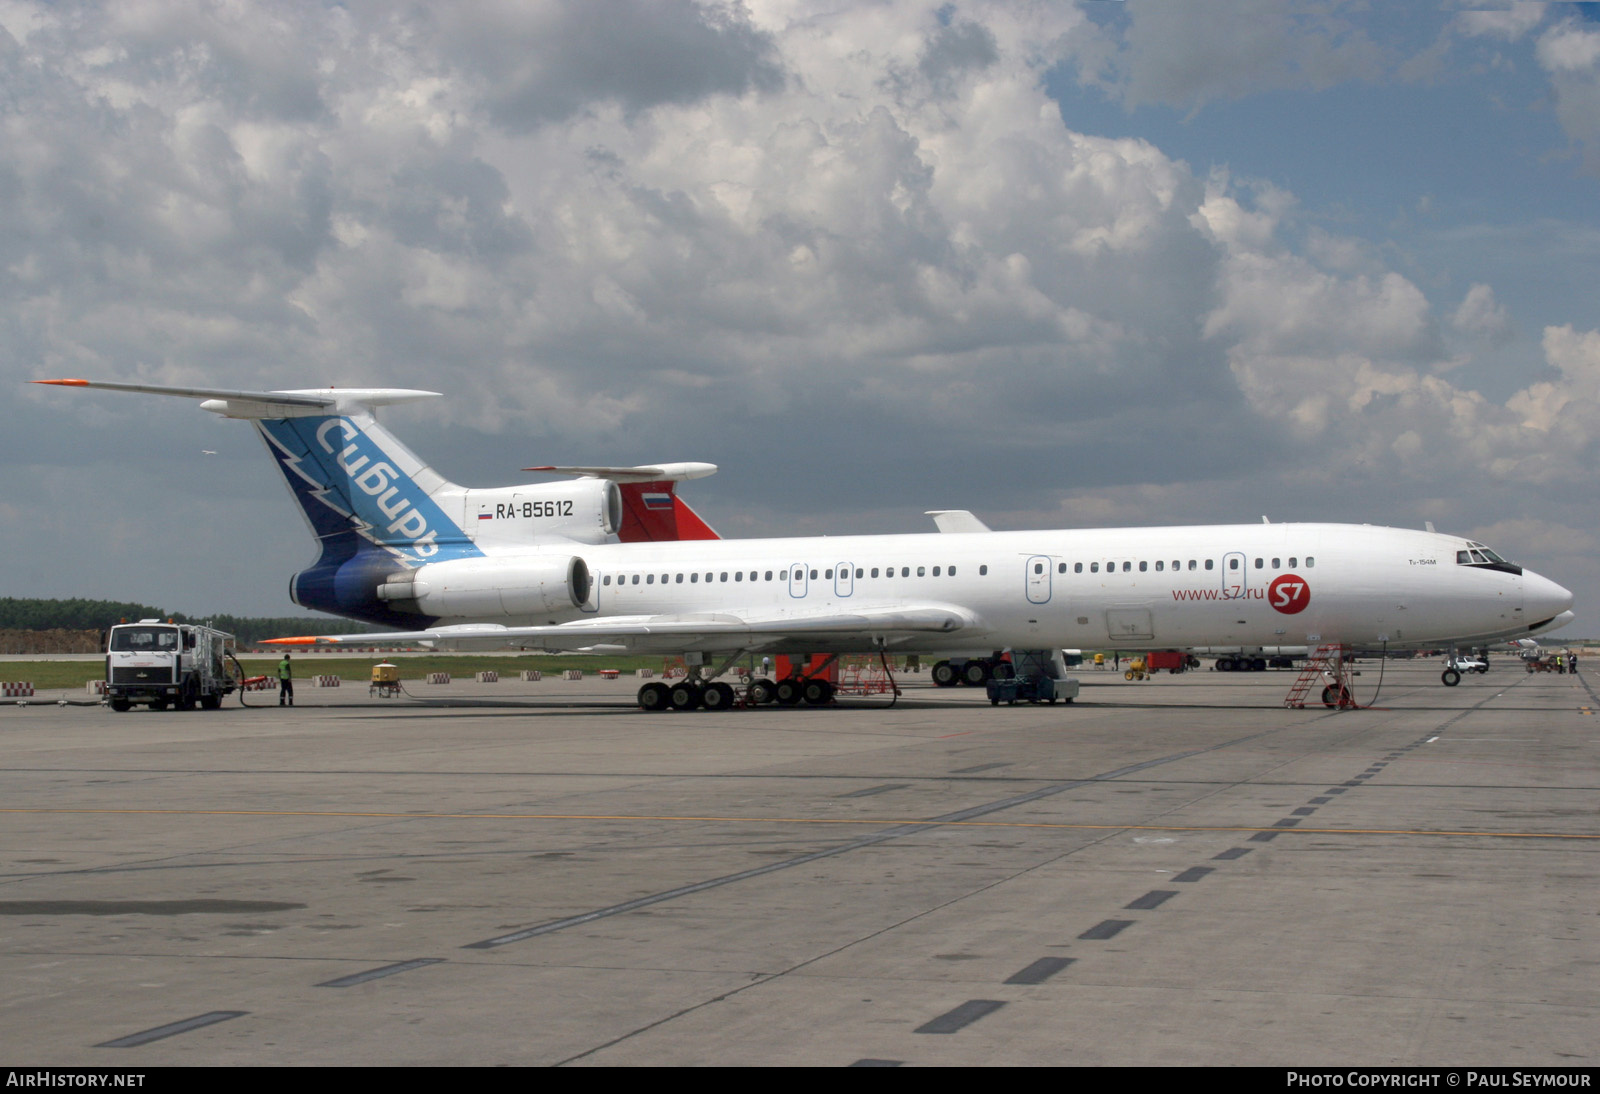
525,462,717,483
34,378,441,419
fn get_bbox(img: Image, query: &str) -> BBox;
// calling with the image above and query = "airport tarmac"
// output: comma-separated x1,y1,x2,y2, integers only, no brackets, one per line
0,661,1594,1066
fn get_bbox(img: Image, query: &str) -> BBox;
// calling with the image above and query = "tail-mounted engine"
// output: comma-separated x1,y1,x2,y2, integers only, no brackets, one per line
377,555,592,621
464,478,622,546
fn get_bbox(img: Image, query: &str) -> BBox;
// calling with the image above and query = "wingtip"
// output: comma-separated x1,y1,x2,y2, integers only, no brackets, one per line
262,636,320,646
32,378,89,386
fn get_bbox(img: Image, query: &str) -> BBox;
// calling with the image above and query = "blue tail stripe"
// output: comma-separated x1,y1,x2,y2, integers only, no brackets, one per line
257,416,481,567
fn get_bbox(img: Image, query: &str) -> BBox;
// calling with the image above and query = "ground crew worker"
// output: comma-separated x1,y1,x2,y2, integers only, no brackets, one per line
278,652,295,706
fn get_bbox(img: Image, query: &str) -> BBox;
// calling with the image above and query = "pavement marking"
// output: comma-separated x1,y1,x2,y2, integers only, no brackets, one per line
4,809,1591,841
1003,957,1076,985
837,783,911,798
951,762,1012,773
316,957,444,988
1078,919,1134,940
96,1010,248,1048
1172,866,1213,882
914,999,1006,1034
1213,847,1252,860
849,1058,903,1066
1124,890,1177,910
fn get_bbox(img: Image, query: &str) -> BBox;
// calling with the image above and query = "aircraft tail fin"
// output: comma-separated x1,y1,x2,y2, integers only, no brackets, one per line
34,379,477,624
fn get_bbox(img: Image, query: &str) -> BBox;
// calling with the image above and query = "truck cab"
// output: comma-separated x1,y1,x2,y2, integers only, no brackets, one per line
105,619,239,711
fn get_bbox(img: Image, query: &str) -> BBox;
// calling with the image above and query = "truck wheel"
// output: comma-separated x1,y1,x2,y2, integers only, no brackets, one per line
150,698,168,711
200,694,222,711
110,698,131,713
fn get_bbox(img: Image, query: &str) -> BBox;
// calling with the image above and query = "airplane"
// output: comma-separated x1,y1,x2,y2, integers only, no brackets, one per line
34,379,1576,709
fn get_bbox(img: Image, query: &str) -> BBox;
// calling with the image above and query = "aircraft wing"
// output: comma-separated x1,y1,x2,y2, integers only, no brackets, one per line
266,605,981,654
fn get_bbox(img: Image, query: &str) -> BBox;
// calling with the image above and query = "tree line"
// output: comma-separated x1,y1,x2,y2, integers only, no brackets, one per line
0,598,373,646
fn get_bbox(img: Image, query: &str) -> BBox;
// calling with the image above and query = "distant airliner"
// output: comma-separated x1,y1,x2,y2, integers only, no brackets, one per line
36,380,1574,710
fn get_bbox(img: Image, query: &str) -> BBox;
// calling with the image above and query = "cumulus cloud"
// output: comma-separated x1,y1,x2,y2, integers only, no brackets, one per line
1454,2,1551,43
1451,283,1512,345
1535,16,1600,172
2,0,1595,614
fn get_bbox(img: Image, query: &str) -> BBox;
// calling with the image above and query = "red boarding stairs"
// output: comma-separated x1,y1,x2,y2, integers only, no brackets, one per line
1284,644,1357,709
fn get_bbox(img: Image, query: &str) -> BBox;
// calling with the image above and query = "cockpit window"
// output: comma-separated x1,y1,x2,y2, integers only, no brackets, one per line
1457,542,1522,575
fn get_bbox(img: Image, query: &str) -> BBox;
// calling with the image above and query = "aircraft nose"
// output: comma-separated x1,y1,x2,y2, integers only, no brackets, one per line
1524,570,1574,625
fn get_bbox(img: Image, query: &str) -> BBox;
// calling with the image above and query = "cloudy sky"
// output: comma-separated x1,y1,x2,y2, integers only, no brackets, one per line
5,0,1599,627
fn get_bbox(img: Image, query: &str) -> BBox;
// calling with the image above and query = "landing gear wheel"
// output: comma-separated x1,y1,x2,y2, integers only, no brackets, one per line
931,661,959,688
701,682,736,711
801,679,835,706
774,678,804,706
961,660,992,687
748,678,777,705
1321,685,1352,708
669,682,704,710
1441,669,1461,687
637,682,671,711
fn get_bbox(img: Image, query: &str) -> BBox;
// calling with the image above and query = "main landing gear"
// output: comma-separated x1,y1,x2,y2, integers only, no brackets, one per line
930,655,1009,688
636,675,836,711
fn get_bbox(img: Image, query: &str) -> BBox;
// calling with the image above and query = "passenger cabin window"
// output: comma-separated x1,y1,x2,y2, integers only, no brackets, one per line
1229,558,1239,570
1139,561,1147,572
1306,557,1315,567
1155,561,1164,571
1091,562,1099,573
1074,563,1083,573
949,565,957,576
1254,557,1263,569
1271,558,1280,569
1288,557,1297,567
1205,560,1214,571
1122,562,1131,572
979,565,988,575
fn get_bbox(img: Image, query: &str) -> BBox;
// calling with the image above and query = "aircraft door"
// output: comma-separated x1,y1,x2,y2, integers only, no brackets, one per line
789,564,808,598
1222,552,1245,599
834,562,853,598
1026,555,1052,604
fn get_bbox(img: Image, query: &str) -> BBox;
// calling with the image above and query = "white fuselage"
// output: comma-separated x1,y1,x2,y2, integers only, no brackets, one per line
442,522,1570,655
